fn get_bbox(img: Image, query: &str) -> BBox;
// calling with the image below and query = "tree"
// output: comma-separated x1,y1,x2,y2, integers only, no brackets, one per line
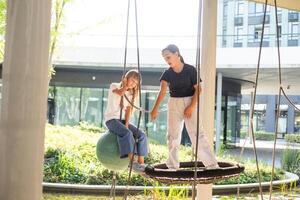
49,0,73,78
0,0,73,69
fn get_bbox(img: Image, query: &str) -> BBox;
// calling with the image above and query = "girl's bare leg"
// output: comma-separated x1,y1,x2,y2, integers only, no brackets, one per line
138,156,144,164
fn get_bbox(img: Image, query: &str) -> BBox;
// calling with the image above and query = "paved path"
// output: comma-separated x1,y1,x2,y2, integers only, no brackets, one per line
226,139,300,168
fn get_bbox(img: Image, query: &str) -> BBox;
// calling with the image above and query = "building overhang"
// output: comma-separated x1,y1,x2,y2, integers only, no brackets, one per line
249,0,300,12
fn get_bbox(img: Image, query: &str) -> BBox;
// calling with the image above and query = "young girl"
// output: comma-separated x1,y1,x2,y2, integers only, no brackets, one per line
105,70,148,172
150,44,219,170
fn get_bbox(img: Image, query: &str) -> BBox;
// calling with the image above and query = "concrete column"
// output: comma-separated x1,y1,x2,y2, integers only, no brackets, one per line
265,95,276,132
215,73,223,153
0,1,52,200
197,0,218,199
287,105,295,134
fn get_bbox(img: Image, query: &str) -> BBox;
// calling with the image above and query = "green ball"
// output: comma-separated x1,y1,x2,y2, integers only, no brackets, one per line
96,131,130,171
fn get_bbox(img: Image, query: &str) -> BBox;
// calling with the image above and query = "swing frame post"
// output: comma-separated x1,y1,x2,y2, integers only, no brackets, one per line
194,0,218,199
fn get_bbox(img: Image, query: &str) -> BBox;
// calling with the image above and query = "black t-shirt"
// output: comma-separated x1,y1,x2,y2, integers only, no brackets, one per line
159,64,201,97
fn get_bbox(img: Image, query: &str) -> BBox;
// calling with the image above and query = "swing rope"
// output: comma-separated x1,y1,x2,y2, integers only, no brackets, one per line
143,0,242,192
247,0,270,199
122,0,143,199
269,0,283,199
240,0,300,199
192,0,204,199
109,0,131,199
123,93,168,113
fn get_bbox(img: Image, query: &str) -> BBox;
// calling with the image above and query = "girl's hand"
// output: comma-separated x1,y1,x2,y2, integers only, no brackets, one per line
184,105,194,118
113,88,125,96
150,109,158,121
122,78,129,90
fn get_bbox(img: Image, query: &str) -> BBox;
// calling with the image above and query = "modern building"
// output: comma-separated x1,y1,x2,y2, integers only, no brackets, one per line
217,0,300,138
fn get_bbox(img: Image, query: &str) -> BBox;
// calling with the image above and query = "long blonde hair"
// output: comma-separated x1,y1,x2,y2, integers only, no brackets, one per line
120,70,141,109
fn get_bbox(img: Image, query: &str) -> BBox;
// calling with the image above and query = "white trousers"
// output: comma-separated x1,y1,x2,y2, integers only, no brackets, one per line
166,97,218,169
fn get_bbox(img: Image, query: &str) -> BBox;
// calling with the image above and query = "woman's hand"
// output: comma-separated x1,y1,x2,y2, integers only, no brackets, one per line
184,105,194,118
150,109,158,121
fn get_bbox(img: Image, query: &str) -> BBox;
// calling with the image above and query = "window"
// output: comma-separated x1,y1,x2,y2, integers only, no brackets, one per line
288,11,299,22
55,87,81,125
248,2,269,14
235,27,243,43
254,27,261,40
80,88,103,126
223,1,228,17
248,2,255,14
254,26,270,41
234,17,243,26
278,110,288,133
295,110,300,133
254,110,266,132
256,3,263,13
222,27,227,47
235,1,244,16
289,22,299,40
277,25,282,38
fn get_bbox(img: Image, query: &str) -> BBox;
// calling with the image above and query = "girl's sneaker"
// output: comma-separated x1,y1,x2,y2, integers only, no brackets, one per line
130,161,146,173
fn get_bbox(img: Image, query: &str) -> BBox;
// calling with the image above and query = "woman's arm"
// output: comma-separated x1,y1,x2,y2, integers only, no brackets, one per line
150,80,168,121
184,84,201,118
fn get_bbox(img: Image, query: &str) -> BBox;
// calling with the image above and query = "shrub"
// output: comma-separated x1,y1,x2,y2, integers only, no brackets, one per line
254,131,275,141
282,148,300,179
241,131,275,141
43,123,285,186
77,121,105,133
285,134,300,144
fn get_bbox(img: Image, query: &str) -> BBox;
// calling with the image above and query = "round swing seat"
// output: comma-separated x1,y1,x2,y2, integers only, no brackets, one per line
96,131,130,171
144,161,244,184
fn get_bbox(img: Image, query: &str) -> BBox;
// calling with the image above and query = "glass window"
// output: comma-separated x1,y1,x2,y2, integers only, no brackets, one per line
222,27,227,47
235,27,243,43
254,26,262,40
47,86,55,124
277,25,282,38
256,3,263,13
55,87,81,125
226,95,241,145
289,22,299,40
254,110,266,131
80,88,102,126
264,26,270,39
295,110,300,133
145,90,168,144
240,110,249,138
248,2,255,14
223,1,228,17
253,25,270,41
235,1,244,16
249,2,269,14
278,110,287,133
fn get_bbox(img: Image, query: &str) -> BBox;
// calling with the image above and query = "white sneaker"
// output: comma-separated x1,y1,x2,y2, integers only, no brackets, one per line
130,161,146,173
